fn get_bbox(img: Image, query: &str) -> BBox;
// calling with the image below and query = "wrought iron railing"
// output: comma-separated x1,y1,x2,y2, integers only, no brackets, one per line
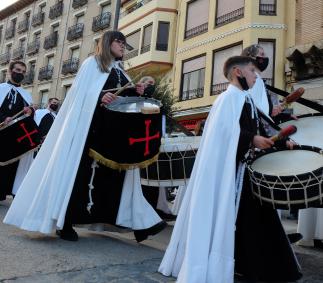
44,33,58,50
49,1,63,19
92,12,111,32
211,82,229,96
12,47,25,60
120,0,152,18
31,12,45,27
185,23,208,39
0,52,10,65
5,26,15,39
140,44,151,54
61,58,79,75
216,7,244,26
38,65,54,81
26,40,40,55
180,87,204,101
124,49,139,60
17,19,29,33
67,23,84,41
72,0,88,9
259,4,276,15
22,71,34,85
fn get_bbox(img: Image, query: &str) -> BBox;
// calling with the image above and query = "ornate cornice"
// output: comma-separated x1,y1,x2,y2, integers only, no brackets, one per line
177,23,287,54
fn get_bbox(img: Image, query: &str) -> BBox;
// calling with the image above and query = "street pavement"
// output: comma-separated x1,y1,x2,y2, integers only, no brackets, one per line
1,198,323,283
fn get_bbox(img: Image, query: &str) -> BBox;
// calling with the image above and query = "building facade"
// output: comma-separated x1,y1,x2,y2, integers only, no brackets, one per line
0,0,116,106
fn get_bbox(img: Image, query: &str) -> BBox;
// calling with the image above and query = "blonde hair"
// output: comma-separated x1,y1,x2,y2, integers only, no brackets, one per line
95,31,126,73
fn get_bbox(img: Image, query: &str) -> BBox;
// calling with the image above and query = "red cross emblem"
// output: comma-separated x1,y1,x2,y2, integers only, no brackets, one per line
17,123,38,147
129,119,160,156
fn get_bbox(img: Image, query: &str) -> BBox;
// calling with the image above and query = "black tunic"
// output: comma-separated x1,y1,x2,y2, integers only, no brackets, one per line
234,102,302,281
38,112,55,138
65,68,135,225
0,82,29,201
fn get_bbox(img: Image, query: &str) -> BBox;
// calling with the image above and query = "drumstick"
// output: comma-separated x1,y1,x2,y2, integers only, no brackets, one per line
281,87,305,108
101,86,135,93
270,125,297,142
0,109,25,128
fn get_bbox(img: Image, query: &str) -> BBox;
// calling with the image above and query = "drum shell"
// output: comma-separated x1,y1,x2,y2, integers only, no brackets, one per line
248,146,323,210
0,115,41,166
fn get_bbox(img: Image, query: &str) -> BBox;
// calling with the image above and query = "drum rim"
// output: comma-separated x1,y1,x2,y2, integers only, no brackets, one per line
247,145,323,180
105,96,162,112
280,112,323,123
0,114,29,131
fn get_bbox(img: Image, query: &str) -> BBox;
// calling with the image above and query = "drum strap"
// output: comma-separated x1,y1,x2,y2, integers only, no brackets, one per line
257,110,281,131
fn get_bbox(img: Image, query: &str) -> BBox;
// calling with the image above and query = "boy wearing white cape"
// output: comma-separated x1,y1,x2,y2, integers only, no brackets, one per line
159,56,302,283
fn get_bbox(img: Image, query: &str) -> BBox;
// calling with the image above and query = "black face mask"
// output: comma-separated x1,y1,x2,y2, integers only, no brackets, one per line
255,56,269,72
237,76,250,91
49,104,58,111
144,84,156,97
11,72,24,84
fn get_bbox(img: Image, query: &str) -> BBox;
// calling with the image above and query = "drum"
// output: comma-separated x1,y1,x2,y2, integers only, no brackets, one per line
279,113,323,149
140,136,201,186
0,114,41,166
89,96,162,170
248,145,323,210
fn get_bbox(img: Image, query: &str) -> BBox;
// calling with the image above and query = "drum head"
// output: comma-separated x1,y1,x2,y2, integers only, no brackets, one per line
280,114,323,149
106,96,162,113
251,149,323,176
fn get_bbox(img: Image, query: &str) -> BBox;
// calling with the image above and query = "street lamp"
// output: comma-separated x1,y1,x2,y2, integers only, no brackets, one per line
113,0,121,30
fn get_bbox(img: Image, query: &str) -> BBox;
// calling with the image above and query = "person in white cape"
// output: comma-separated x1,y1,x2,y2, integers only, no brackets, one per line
4,31,166,242
158,56,302,283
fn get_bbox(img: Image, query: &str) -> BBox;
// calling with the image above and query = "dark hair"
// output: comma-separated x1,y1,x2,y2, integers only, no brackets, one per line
48,97,59,103
223,56,254,80
241,44,263,58
95,30,126,73
9,60,27,71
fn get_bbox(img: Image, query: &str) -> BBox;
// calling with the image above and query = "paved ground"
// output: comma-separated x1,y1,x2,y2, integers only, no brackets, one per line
1,198,323,283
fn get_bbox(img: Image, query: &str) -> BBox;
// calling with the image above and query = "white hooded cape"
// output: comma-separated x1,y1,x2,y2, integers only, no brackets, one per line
249,73,270,116
4,56,161,233
159,85,249,283
0,82,33,107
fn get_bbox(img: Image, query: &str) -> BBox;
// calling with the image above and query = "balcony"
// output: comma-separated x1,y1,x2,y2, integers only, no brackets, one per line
216,7,244,26
26,40,40,56
124,49,139,60
67,23,84,41
12,47,25,60
211,82,229,96
38,65,54,81
259,4,276,15
0,53,10,65
180,87,204,101
140,44,151,54
61,58,79,75
17,19,29,33
44,33,58,50
5,27,15,40
92,12,111,32
22,71,34,85
49,1,63,20
72,0,88,9
120,0,152,18
185,23,208,39
31,12,45,27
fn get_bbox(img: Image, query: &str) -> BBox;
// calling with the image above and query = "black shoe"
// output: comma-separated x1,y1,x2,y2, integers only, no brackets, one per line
134,220,167,243
156,209,177,222
314,239,323,249
288,233,303,244
56,227,78,241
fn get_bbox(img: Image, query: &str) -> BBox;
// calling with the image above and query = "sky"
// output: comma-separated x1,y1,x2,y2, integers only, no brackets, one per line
0,0,18,11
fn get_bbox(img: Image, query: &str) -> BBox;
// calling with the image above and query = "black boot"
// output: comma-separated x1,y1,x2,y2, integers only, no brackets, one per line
56,223,78,241
134,220,167,243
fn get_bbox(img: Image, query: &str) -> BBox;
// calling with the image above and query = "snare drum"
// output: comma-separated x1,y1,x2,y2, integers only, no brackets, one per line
89,96,162,170
140,136,201,186
279,113,323,149
248,145,323,210
0,114,41,166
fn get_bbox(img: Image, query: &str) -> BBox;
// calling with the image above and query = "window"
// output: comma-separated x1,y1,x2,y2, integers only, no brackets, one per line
34,31,41,41
259,0,276,15
76,14,84,24
63,84,71,99
6,44,12,53
156,22,170,51
40,90,49,108
141,23,152,54
185,0,209,39
101,3,111,14
47,55,54,66
19,38,26,48
71,47,80,59
212,43,242,95
124,30,140,60
29,61,36,72
181,55,206,101
258,39,275,85
215,0,244,26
